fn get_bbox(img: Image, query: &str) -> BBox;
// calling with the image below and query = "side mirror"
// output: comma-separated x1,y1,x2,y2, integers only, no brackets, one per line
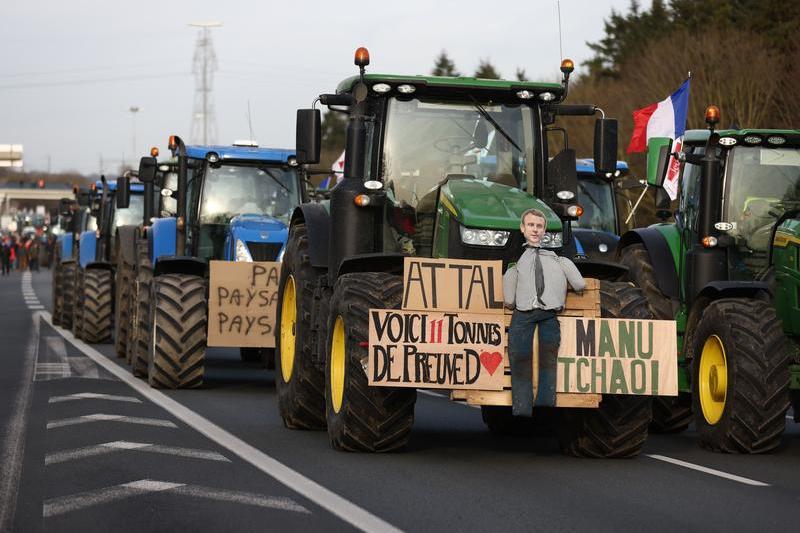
116,176,130,208
138,156,157,183
296,109,321,165
547,148,578,200
593,118,618,174
90,196,102,217
647,137,673,188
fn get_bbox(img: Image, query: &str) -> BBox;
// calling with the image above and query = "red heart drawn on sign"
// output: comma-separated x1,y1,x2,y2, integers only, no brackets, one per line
479,351,503,376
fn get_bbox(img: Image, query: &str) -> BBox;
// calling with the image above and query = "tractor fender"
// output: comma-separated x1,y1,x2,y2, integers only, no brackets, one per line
290,203,330,268
618,227,679,299
697,280,771,301
85,261,113,271
150,217,177,267
116,225,138,266
336,252,406,278
153,256,207,278
78,231,97,269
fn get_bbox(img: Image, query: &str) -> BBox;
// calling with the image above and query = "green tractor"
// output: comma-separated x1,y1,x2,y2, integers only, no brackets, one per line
618,105,800,452
275,48,669,457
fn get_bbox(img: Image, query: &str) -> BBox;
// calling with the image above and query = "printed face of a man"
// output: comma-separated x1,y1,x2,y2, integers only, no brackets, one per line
520,213,546,246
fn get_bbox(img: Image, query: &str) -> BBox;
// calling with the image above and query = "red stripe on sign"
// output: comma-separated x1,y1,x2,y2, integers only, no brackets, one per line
358,341,369,348
626,102,659,154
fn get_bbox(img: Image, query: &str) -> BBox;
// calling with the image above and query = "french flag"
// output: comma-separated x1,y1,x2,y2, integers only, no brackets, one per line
626,79,690,154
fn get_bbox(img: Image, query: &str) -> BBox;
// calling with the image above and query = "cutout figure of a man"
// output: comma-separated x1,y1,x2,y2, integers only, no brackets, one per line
503,208,585,416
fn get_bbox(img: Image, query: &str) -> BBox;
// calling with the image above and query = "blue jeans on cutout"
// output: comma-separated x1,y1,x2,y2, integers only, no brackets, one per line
509,309,560,416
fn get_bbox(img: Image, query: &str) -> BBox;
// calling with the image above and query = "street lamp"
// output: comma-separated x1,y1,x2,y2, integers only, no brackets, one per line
129,106,140,164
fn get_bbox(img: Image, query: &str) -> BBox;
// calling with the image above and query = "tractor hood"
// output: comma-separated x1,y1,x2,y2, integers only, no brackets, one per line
229,214,288,244
439,179,562,231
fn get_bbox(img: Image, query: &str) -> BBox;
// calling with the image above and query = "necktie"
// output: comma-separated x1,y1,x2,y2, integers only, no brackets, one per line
534,248,546,307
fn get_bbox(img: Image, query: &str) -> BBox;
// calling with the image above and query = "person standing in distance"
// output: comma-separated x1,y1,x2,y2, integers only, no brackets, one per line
503,208,585,416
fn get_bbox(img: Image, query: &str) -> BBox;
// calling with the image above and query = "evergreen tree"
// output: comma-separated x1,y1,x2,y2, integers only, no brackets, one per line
474,59,500,80
432,50,460,77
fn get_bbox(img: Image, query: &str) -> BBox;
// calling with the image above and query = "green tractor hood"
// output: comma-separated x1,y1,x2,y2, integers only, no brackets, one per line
439,179,562,231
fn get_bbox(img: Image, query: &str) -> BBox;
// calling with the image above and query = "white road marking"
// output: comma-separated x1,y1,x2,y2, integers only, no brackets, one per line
27,305,44,310
418,389,480,409
49,392,142,404
47,413,178,429
43,479,309,518
45,440,230,465
0,305,40,530
43,311,402,533
34,362,71,380
645,454,770,487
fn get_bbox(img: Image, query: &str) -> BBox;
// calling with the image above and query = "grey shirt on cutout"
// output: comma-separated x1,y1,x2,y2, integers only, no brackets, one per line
503,247,586,311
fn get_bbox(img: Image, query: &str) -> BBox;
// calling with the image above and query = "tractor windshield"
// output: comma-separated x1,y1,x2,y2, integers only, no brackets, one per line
199,164,301,225
725,145,800,276
573,177,616,233
381,97,534,209
113,193,144,228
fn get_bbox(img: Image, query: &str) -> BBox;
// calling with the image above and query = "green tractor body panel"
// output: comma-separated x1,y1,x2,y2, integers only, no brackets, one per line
440,179,561,231
652,223,682,274
773,220,800,337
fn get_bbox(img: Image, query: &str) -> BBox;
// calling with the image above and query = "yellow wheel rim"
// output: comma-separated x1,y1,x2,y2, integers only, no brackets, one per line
699,334,728,425
330,315,346,414
280,275,297,383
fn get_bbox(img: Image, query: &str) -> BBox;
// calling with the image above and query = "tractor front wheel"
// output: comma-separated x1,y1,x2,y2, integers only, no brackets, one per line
147,274,207,389
325,273,416,452
691,298,789,453
82,269,114,343
60,262,76,330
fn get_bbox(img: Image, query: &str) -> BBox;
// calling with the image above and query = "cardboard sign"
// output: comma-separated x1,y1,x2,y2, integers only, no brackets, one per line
556,317,678,396
401,257,504,313
207,261,281,348
368,309,507,390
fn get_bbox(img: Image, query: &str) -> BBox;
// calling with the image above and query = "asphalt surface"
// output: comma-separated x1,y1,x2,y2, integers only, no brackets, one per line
1,268,799,532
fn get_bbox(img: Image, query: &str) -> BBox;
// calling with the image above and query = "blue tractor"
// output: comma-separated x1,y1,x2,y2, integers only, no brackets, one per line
71,177,146,343
52,186,95,329
572,159,630,259
129,138,306,388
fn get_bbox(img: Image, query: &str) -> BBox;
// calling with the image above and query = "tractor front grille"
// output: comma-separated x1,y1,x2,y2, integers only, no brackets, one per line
246,241,282,262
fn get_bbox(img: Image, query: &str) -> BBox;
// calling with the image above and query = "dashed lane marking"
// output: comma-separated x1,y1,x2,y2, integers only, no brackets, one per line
645,455,769,487
42,311,403,533
43,479,310,518
47,413,178,430
45,440,230,465
49,392,142,404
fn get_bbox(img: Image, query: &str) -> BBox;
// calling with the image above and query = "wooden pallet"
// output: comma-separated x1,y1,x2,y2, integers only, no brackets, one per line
450,278,602,409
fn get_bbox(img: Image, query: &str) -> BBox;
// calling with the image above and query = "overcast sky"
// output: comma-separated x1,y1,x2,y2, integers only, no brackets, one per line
0,0,643,175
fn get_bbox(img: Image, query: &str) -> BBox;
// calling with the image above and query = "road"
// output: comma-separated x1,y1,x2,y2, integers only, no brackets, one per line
1,269,799,532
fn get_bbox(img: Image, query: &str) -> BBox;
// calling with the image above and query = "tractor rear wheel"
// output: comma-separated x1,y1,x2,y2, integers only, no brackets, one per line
325,273,416,452
61,262,76,330
275,223,326,429
51,257,62,326
691,298,789,453
115,255,133,357
130,240,152,377
82,269,114,343
72,270,85,339
557,281,653,458
147,273,207,389
619,243,693,434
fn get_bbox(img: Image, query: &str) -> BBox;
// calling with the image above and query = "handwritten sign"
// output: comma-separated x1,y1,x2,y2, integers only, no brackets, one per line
402,257,504,313
368,309,507,390
207,260,280,348
556,317,678,396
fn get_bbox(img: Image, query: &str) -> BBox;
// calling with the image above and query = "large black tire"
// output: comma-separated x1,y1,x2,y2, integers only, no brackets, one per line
82,269,114,343
114,254,133,357
129,240,152,377
147,274,207,389
51,255,62,326
61,262,76,330
72,269,85,339
691,298,789,453
325,273,416,452
557,281,654,458
619,243,693,434
275,223,326,429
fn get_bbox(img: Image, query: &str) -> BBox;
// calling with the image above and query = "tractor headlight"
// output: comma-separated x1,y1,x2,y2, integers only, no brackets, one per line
460,226,510,247
235,239,253,262
540,231,563,248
